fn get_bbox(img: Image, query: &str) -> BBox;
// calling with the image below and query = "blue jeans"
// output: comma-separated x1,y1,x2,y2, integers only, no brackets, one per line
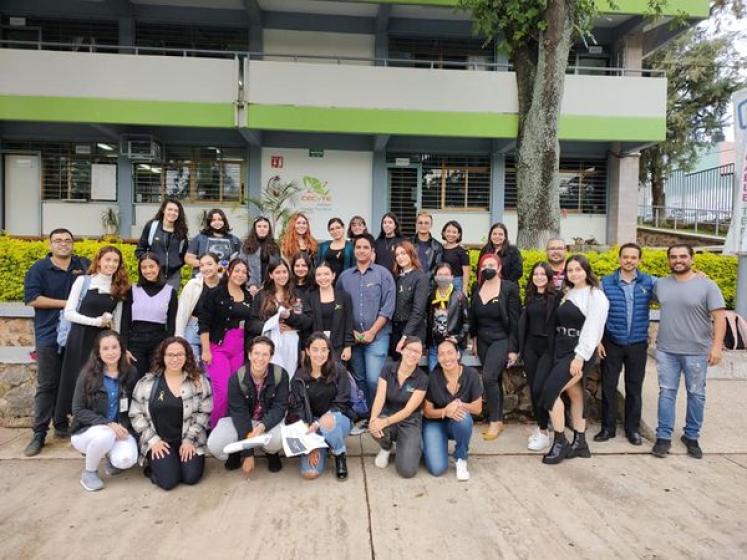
427,347,438,372
300,412,352,475
184,318,202,363
655,350,708,441
452,276,464,294
422,415,474,476
350,334,390,407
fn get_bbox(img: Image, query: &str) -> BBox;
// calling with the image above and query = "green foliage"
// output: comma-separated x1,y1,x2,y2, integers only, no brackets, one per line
467,246,738,307
0,236,191,301
246,176,302,234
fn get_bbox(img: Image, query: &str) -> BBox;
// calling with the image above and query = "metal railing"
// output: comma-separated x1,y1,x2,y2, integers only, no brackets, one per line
0,39,666,76
637,205,732,237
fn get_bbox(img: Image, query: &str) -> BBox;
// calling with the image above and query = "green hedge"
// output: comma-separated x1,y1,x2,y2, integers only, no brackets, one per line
468,247,737,308
0,237,738,308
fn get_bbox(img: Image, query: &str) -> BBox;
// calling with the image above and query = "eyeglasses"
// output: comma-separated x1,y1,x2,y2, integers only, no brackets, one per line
416,221,430,225
51,239,73,245
165,352,186,359
309,347,330,354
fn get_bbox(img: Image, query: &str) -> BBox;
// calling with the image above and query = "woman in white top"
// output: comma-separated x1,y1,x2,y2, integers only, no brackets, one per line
174,253,221,361
539,254,609,465
56,246,130,431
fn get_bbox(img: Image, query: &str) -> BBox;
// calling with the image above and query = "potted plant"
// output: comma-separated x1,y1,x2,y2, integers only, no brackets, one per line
246,176,302,232
101,207,120,237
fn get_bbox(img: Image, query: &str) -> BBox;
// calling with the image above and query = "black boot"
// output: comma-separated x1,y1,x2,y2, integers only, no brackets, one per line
542,432,570,465
335,453,348,481
224,452,241,471
267,453,283,473
567,430,591,459
24,432,45,457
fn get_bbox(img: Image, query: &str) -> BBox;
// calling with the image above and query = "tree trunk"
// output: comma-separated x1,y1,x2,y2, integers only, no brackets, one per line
514,0,574,249
644,145,666,223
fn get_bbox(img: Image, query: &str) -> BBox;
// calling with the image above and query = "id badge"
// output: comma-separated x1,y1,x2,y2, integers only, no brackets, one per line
323,330,331,339
119,397,128,413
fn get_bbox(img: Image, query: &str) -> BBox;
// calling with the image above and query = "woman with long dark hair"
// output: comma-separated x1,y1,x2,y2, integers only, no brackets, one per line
305,262,354,361
184,208,241,273
374,212,404,275
130,337,212,490
426,262,469,371
440,220,471,295
539,255,609,465
175,252,222,360
347,215,368,239
390,241,430,358
316,217,354,279
240,216,280,296
247,258,312,377
478,222,523,282
136,197,188,289
120,253,177,385
287,333,354,480
469,253,520,441
56,246,130,432
281,212,318,262
519,262,562,452
291,251,314,302
71,330,138,491
198,258,253,427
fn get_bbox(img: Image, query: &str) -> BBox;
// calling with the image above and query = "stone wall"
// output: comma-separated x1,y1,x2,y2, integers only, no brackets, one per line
637,228,724,248
0,361,35,428
0,317,34,346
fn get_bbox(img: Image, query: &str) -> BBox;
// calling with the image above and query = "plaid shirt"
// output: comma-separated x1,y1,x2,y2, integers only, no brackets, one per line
129,372,213,464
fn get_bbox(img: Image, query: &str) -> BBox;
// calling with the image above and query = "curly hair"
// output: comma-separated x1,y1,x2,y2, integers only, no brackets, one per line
281,212,317,259
88,245,130,300
80,330,133,402
151,337,203,390
155,197,188,240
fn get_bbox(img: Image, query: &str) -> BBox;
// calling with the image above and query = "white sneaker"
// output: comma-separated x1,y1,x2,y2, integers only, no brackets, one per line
528,430,550,451
527,427,540,449
455,459,470,481
374,448,391,468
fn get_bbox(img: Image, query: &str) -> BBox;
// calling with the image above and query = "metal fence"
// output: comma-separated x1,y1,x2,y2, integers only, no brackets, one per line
638,163,735,236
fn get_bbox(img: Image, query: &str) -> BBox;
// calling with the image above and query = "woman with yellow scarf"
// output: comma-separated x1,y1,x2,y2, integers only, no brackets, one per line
426,263,470,371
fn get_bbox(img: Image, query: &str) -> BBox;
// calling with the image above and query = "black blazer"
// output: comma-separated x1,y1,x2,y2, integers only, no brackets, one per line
478,244,524,283
304,288,354,351
517,291,562,355
469,280,521,353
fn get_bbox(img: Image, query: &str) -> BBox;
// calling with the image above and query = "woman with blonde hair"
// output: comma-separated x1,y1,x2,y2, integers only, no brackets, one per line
281,212,318,262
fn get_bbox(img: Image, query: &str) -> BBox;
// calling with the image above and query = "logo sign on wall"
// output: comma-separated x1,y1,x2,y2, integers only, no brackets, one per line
271,155,284,169
300,176,333,210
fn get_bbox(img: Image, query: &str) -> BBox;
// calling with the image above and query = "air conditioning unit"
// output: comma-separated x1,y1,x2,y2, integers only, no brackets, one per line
119,135,162,161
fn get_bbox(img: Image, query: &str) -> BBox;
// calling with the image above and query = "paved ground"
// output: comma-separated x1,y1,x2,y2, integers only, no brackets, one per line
2,358,746,560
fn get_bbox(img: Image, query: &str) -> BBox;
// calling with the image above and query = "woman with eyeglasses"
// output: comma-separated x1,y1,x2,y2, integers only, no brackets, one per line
129,337,212,490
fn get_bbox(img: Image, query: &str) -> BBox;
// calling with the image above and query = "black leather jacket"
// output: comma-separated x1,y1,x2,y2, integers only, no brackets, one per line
410,234,443,276
393,269,430,343
427,287,470,347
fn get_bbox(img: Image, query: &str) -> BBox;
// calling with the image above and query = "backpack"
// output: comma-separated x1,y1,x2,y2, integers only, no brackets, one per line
56,275,91,349
346,370,369,420
724,311,747,350
236,364,284,398
148,220,186,255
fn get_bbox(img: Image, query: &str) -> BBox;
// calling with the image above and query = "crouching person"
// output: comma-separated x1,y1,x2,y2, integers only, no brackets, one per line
129,337,212,490
422,340,483,481
288,332,354,481
369,336,428,478
71,330,138,492
207,336,289,476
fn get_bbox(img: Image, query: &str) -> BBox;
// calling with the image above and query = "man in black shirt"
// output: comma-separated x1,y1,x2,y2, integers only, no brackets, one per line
410,212,443,277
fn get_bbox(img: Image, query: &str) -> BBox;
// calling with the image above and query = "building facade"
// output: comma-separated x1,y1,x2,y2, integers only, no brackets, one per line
0,0,708,244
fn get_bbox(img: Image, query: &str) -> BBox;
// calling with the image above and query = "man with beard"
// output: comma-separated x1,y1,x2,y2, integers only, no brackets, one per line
651,244,726,460
545,238,567,289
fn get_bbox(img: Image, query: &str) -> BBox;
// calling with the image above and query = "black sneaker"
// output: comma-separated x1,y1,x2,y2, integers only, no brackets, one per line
651,438,671,458
267,453,283,473
335,453,348,481
224,452,242,471
680,436,703,459
54,425,70,439
23,433,45,457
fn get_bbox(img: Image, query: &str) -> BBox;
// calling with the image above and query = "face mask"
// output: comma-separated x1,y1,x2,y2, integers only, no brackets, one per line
481,268,497,281
435,276,451,288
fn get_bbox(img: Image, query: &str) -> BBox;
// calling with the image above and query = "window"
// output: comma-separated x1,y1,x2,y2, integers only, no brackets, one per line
505,157,607,214
1,17,118,50
388,37,495,70
388,153,491,211
3,141,118,200
135,24,248,57
133,146,245,204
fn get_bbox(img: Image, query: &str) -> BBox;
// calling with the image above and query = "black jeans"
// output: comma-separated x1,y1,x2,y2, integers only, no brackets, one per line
523,336,551,430
374,413,422,479
477,337,509,422
33,345,66,435
601,340,648,434
149,443,205,491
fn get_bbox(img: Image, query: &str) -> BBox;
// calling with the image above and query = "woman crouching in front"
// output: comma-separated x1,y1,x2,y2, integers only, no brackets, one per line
422,339,482,481
288,332,354,480
129,337,212,490
368,336,428,478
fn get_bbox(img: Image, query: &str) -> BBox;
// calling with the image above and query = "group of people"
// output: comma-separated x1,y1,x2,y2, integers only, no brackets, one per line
22,197,726,491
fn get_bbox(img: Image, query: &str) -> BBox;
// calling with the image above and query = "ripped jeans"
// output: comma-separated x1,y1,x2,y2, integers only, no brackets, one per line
655,350,708,441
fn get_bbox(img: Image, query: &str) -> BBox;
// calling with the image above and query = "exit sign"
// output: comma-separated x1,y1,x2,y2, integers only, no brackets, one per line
309,149,324,158
270,155,284,168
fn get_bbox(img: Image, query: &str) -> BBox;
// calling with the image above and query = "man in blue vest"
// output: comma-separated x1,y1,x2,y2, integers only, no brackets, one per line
595,243,655,446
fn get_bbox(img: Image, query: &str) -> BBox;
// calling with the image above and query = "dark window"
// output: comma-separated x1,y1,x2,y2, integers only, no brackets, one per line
135,24,248,56
1,17,117,50
388,37,494,70
505,157,607,214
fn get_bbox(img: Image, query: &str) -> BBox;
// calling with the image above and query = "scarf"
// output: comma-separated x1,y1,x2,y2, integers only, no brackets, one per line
432,285,453,309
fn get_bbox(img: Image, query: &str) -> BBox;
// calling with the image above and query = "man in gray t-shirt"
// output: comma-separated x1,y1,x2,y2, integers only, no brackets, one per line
651,245,726,460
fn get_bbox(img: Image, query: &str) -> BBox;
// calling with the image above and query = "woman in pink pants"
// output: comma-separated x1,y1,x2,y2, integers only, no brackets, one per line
198,259,253,427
